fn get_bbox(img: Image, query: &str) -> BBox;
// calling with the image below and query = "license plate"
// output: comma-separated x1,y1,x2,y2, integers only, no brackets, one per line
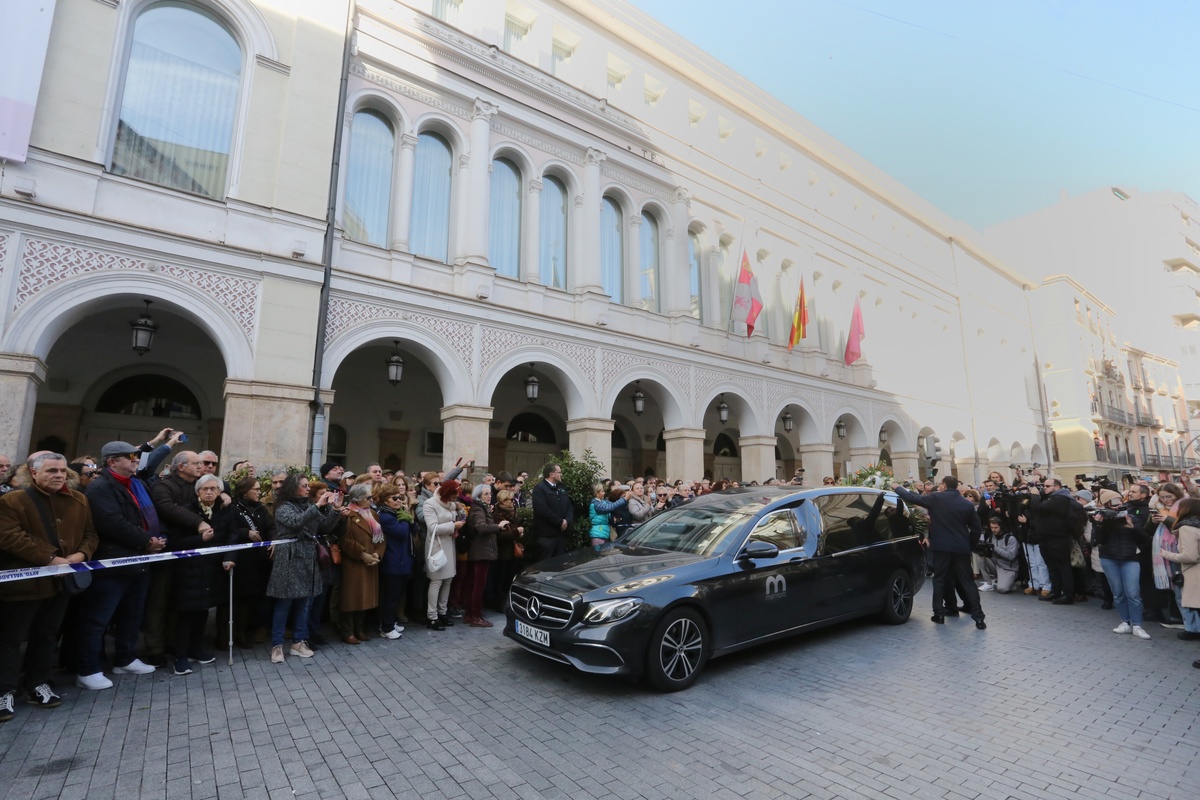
515,620,550,646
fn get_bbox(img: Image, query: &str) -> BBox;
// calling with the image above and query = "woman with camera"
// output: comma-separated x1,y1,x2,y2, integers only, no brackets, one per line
1158,497,1200,644
1092,489,1150,639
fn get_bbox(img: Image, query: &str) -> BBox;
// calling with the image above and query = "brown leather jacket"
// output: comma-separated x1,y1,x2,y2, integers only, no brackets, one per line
0,486,99,601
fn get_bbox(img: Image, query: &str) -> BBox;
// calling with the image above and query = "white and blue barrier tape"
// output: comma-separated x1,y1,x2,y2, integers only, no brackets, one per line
0,539,291,584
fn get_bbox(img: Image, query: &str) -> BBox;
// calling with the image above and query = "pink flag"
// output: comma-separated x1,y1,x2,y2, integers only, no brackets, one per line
844,296,865,365
731,250,764,336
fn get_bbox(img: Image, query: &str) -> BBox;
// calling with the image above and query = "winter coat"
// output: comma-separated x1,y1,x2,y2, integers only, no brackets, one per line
0,486,99,601
378,507,414,577
339,509,385,612
493,502,521,561
84,470,158,561
422,496,459,580
267,499,341,599
1027,490,1076,543
531,480,573,539
1161,520,1200,609
166,501,244,612
588,497,625,540
466,499,504,561
992,531,1020,571
229,497,273,597
151,474,206,536
628,495,654,525
893,486,982,554
1091,514,1142,562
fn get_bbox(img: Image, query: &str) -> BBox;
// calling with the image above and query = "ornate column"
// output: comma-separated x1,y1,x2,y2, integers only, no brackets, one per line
701,245,721,326
0,353,46,460
624,214,642,307
521,178,542,283
663,428,706,481
452,153,471,263
465,99,498,265
666,187,692,315
222,380,331,468
567,417,614,476
889,450,922,483
576,148,605,294
440,404,493,473
391,133,418,252
796,443,835,483
739,435,778,484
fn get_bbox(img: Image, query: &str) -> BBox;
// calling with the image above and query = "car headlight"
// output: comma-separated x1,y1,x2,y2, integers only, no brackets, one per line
582,597,643,625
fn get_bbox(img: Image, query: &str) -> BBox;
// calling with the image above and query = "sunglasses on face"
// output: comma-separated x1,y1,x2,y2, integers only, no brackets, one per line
388,495,403,501
202,461,218,467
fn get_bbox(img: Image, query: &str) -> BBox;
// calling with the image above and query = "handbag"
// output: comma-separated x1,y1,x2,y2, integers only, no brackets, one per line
513,540,525,559
426,533,448,572
316,542,332,569
329,543,342,565
1069,540,1085,569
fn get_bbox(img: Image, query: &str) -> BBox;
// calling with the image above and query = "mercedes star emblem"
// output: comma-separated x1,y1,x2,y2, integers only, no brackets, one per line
528,596,541,620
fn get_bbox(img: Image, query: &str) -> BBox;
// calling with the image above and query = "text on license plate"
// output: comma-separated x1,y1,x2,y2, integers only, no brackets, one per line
515,620,550,646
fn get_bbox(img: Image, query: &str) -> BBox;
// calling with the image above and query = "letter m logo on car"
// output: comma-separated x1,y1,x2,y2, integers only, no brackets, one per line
765,574,787,599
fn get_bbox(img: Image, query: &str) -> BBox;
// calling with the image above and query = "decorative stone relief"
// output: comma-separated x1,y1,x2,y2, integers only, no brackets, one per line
0,233,8,281
15,239,259,338
480,327,596,386
492,121,583,166
350,62,470,120
325,297,475,374
601,166,674,204
763,381,790,415
694,367,728,402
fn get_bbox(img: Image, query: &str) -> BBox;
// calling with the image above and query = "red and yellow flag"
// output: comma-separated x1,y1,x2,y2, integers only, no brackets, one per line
787,276,808,350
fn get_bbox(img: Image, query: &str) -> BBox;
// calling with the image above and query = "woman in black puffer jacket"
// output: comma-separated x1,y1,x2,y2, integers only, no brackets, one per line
1091,489,1148,638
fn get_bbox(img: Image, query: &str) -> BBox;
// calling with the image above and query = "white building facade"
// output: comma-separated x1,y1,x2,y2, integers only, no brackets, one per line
0,0,1049,484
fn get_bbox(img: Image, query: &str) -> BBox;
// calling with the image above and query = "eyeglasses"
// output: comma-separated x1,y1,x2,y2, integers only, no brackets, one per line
81,470,96,477
388,495,403,501
202,461,218,466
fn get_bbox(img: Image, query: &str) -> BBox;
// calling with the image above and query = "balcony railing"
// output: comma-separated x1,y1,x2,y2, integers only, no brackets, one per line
1102,405,1133,426
1135,409,1155,426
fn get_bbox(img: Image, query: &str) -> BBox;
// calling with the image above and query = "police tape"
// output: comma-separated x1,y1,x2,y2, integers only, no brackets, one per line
0,539,292,584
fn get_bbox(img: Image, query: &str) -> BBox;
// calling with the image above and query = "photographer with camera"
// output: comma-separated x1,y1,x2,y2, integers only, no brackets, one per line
1090,489,1151,639
978,517,1020,593
1027,477,1083,604
1010,475,1049,597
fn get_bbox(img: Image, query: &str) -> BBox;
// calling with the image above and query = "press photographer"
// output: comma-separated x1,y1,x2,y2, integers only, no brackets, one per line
976,517,1020,594
1089,489,1150,639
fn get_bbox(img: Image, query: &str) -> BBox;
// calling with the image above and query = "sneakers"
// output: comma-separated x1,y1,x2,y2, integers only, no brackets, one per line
173,658,193,676
289,641,314,658
112,659,155,675
392,624,405,634
1039,589,1052,598
978,582,995,592
0,691,14,723
1132,625,1151,640
25,684,62,709
1024,586,1036,595
270,645,285,664
189,653,216,666
381,628,402,640
76,673,114,691
1113,622,1132,634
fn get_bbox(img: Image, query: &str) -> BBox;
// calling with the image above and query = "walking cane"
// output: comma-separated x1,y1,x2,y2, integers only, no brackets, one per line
227,564,235,667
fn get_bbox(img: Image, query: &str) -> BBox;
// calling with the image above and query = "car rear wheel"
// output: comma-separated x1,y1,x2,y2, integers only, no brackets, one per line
880,569,913,624
645,608,709,692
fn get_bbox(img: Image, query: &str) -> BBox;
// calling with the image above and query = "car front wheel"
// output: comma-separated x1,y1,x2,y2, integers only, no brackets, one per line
880,569,913,624
645,607,709,692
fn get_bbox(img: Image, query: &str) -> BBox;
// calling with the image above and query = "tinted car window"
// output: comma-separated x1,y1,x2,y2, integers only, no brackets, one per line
816,492,893,555
621,503,758,555
748,510,799,551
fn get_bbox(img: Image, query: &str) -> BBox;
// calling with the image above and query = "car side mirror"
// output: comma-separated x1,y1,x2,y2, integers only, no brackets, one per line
740,540,779,560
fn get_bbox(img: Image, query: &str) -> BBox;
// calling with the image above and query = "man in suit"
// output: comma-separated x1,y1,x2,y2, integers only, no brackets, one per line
895,475,987,629
531,464,573,559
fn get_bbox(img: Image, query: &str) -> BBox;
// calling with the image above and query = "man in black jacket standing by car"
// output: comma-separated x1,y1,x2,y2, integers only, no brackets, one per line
894,475,987,629
1028,477,1078,604
532,463,573,559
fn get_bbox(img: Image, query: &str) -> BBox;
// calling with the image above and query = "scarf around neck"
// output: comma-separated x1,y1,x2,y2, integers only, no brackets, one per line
356,506,384,544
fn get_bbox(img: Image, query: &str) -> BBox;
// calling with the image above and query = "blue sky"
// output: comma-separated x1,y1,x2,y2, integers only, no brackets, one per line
627,0,1200,229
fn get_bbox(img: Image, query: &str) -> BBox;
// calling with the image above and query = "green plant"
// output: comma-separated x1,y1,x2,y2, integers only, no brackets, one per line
541,449,606,550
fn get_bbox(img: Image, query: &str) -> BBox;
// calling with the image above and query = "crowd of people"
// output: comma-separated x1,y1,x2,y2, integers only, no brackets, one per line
1,431,1198,726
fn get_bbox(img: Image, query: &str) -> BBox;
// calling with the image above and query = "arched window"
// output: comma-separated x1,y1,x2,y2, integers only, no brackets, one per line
111,3,242,198
507,412,557,443
713,433,738,457
488,157,522,278
410,131,453,262
687,230,702,319
611,426,628,449
539,175,568,289
600,196,623,301
344,109,394,247
96,375,202,418
638,211,660,311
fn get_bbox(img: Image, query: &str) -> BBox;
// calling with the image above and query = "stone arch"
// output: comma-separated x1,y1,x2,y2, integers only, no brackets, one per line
412,112,467,155
1030,442,1046,466
1010,442,1027,463
83,362,218,421
600,368,687,430
986,437,1005,462
321,320,471,406
540,158,581,197
600,183,636,213
3,272,255,380
489,142,535,180
766,397,822,445
875,412,914,453
827,405,870,448
347,88,409,132
950,431,974,460
477,347,593,420
696,384,763,435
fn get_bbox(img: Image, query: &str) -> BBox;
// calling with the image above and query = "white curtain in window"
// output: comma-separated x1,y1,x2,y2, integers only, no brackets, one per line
111,4,242,198
639,211,660,311
489,158,521,278
410,132,453,262
687,231,702,319
600,196,623,300
344,110,394,247
540,175,568,289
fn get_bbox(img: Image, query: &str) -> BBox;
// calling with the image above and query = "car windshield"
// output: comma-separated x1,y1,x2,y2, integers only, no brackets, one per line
620,499,764,555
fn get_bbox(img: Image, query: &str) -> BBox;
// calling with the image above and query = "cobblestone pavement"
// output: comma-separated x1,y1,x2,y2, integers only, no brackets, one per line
2,585,1198,800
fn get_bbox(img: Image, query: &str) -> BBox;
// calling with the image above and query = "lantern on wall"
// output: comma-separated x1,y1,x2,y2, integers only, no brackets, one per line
129,300,159,356
386,341,404,386
524,364,540,403
632,381,645,416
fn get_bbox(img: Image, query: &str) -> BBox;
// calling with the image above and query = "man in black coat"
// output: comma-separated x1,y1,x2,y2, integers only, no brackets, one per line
531,463,573,559
1027,477,1078,604
894,475,986,628
77,441,169,690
